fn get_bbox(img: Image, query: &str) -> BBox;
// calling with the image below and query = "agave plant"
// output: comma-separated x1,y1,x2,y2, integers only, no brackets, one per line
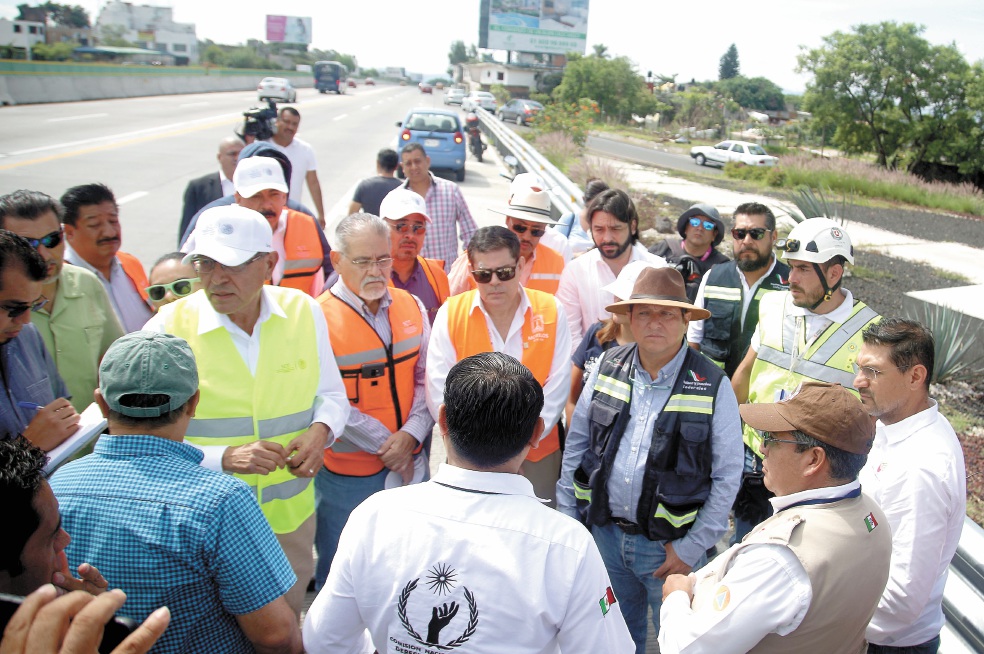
787,186,854,226
904,302,984,383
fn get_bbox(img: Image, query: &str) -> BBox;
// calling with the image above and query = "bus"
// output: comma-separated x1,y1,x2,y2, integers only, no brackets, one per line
314,61,348,94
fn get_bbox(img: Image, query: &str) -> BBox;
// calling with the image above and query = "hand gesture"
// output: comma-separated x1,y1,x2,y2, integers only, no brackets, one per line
22,399,80,451
425,602,459,644
221,441,287,475
285,423,329,478
377,431,416,474
653,541,693,580
52,563,109,596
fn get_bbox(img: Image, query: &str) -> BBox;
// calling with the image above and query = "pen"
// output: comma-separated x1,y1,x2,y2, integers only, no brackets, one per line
17,401,43,412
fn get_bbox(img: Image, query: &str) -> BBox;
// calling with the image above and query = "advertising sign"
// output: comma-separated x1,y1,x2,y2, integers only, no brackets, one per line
483,0,589,55
266,15,312,44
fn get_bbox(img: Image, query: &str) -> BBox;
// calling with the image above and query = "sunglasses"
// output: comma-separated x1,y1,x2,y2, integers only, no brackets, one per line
470,266,517,284
23,228,64,251
391,223,426,235
1,296,48,319
145,278,200,302
852,361,909,380
509,223,546,238
192,253,265,275
689,218,716,231
731,228,771,241
761,433,801,448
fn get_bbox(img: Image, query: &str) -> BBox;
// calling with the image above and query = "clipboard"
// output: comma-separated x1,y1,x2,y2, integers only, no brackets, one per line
43,403,107,473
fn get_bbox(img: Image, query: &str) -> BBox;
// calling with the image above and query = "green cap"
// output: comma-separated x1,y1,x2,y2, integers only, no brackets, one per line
99,331,198,418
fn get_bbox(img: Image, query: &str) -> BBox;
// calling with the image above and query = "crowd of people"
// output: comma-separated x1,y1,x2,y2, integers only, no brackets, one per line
0,121,968,654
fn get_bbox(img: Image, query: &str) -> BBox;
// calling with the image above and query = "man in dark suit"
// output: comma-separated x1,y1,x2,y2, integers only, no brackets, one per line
179,136,243,245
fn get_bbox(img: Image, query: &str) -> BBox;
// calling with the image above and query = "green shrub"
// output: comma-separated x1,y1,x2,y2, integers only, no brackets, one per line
531,98,599,146
766,166,786,187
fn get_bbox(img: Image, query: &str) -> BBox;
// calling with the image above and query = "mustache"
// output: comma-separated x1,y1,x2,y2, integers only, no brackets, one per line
97,237,120,245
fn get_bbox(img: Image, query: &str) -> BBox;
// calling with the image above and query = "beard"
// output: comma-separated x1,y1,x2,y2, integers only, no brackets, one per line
360,276,388,302
736,249,771,272
597,237,633,260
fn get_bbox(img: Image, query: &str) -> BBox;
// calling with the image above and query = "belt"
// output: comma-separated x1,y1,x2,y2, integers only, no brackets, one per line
611,518,643,536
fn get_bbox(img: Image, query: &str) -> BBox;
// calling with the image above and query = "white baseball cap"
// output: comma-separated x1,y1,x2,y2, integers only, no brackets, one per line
183,205,274,267
602,259,669,301
379,187,431,222
233,156,288,198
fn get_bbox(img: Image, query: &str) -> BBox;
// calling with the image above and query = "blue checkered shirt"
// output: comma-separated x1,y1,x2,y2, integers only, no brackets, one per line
49,435,296,654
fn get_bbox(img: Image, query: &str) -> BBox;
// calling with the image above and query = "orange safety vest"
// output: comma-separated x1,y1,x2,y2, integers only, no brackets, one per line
462,243,564,295
319,288,425,476
387,256,449,303
117,251,149,303
279,209,324,295
446,287,560,461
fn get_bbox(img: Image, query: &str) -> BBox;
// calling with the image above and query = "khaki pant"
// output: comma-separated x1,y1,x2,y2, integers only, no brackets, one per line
521,449,561,508
275,513,316,615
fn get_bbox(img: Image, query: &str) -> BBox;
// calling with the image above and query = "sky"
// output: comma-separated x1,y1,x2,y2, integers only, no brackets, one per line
3,0,982,93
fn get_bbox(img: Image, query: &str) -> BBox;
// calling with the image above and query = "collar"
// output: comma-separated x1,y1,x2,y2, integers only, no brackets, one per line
219,169,232,184
52,263,85,299
769,479,861,512
93,434,205,465
432,463,540,499
64,243,122,281
786,288,855,323
739,255,779,288
631,341,688,387
402,172,435,195
682,240,714,261
330,278,392,316
589,241,652,268
471,286,530,321
272,210,286,236
878,399,939,445
194,287,287,336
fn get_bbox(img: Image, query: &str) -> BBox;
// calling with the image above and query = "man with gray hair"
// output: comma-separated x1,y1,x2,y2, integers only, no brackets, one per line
314,212,432,589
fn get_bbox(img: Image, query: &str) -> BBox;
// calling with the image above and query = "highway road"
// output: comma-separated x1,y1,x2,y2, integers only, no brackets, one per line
0,84,510,267
586,134,723,175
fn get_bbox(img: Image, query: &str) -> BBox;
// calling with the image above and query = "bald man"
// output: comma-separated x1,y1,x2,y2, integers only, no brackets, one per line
179,136,244,244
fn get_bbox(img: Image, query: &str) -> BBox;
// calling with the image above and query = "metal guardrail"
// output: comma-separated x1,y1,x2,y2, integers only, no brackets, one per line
475,107,583,220
480,105,984,653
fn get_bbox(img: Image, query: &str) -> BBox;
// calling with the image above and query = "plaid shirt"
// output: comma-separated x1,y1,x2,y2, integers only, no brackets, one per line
403,173,477,271
50,435,296,654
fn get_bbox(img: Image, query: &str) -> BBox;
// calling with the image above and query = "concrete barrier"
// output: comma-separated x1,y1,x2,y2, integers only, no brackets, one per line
0,72,313,106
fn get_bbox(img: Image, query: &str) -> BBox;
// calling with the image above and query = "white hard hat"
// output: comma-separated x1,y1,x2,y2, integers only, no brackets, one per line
779,217,854,265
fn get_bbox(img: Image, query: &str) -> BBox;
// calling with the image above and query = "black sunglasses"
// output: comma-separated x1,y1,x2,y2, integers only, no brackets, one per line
1,296,48,319
391,222,427,235
731,228,771,241
23,228,64,251
470,266,517,284
145,278,200,302
509,224,545,238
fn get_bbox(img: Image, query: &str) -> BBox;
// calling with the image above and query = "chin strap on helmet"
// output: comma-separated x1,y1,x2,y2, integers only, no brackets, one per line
807,262,841,311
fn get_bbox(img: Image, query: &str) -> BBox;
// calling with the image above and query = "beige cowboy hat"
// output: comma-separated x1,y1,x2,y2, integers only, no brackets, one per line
489,186,558,225
605,266,712,320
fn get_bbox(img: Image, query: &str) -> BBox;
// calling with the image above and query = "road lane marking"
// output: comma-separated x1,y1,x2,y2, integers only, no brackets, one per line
116,191,148,205
46,113,108,122
333,114,348,121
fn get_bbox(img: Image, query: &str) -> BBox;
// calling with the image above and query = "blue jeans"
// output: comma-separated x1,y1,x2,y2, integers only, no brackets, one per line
592,522,707,654
313,467,388,590
867,635,940,654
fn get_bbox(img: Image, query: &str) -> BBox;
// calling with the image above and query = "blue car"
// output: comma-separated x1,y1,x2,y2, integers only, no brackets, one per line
396,108,466,181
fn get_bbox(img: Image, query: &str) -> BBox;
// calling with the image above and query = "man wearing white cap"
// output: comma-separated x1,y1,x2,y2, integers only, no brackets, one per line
145,204,350,615
380,187,449,324
182,156,328,297
446,180,567,296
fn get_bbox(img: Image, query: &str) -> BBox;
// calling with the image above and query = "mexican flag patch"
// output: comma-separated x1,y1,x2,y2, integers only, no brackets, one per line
599,586,617,616
864,513,879,532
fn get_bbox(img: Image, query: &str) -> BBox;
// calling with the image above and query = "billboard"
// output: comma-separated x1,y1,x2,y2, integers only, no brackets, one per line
480,0,589,55
266,15,312,44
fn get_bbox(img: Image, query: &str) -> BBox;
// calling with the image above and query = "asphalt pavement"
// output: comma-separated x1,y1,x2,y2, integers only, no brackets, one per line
587,134,722,175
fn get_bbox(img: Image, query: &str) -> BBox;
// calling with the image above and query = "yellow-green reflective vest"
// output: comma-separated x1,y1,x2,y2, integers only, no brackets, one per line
743,291,879,456
164,288,321,533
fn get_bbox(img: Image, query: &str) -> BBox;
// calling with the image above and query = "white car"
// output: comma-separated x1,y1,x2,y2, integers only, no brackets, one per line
462,91,497,112
690,140,777,167
257,77,297,103
444,88,466,105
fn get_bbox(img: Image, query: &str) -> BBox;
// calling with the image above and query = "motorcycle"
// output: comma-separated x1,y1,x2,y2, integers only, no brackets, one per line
464,112,486,162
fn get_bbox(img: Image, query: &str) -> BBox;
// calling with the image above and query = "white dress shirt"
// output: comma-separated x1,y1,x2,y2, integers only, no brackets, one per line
539,227,573,263
658,481,863,653
556,242,666,354
859,400,966,647
688,256,779,345
425,290,571,437
64,244,153,333
144,287,350,471
219,168,235,197
302,464,635,654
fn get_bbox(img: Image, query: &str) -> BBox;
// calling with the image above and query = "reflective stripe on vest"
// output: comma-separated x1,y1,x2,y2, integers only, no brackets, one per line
744,293,879,455
594,374,631,404
654,502,699,528
320,288,424,475
164,287,321,534
664,394,714,414
447,287,560,461
279,210,324,295
703,286,741,302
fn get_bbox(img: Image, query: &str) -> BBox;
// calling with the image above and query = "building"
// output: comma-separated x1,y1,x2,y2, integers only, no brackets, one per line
0,18,46,52
458,56,564,97
96,1,197,65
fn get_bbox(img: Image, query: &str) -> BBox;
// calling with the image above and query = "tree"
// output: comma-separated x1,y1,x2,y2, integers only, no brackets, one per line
798,22,972,171
719,44,739,80
448,40,468,66
591,43,609,58
18,3,89,27
715,76,785,111
553,53,666,122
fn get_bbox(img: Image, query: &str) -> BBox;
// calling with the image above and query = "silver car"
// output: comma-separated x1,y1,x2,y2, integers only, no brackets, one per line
257,77,297,103
462,91,497,112
444,88,466,105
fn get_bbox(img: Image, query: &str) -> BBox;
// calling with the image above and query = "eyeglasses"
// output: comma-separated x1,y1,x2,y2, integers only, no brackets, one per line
775,238,801,253
1,296,48,319
390,222,427,235
345,255,394,270
145,278,200,302
192,253,265,275
732,228,771,241
509,223,546,238
761,433,801,448
852,361,909,380
689,218,716,231
470,266,517,284
22,228,64,251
